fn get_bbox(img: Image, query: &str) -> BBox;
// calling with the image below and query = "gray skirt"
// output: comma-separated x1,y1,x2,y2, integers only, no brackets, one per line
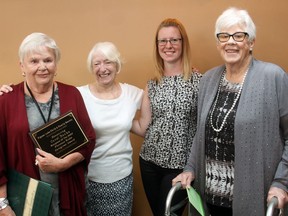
87,173,133,216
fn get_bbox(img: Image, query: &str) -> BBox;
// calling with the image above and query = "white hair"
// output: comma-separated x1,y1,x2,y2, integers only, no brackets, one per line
87,42,123,73
215,7,256,42
18,32,61,63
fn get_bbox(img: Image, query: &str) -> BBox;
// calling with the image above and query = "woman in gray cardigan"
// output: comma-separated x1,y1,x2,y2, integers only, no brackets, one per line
173,7,288,216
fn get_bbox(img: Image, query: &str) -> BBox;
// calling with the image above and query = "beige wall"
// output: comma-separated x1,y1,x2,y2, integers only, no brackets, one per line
1,1,287,215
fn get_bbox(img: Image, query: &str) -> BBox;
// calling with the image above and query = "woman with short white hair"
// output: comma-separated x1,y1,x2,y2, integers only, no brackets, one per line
173,7,288,215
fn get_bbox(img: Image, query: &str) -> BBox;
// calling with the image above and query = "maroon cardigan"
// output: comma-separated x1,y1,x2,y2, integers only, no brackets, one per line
0,82,96,216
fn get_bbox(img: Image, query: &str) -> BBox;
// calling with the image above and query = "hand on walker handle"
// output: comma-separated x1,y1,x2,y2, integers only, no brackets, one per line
267,186,288,209
172,171,194,189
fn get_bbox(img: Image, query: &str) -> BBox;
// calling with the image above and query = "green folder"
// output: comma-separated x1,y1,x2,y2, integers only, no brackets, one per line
186,187,205,216
7,169,53,216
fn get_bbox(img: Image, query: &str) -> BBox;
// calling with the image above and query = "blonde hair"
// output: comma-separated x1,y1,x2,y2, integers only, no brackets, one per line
153,18,192,82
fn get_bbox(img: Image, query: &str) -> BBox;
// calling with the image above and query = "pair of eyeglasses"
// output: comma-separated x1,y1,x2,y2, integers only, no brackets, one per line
157,38,182,46
216,32,249,42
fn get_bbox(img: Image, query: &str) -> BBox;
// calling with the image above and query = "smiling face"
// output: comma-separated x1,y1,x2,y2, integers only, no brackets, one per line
20,46,57,88
157,26,183,65
216,24,255,67
91,52,117,86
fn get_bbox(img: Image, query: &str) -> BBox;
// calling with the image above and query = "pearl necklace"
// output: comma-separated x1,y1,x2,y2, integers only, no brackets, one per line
210,67,249,132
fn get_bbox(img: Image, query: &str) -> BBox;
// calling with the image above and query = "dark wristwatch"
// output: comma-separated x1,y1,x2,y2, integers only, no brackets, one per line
0,198,9,211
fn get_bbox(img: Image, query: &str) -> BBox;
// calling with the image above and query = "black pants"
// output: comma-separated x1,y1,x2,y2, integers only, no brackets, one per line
139,157,187,216
206,203,232,216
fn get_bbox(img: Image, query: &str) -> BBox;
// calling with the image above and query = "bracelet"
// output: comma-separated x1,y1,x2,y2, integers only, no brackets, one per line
0,198,9,211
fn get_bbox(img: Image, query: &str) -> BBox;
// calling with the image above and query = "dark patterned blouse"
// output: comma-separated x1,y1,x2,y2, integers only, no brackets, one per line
140,72,202,169
205,76,241,208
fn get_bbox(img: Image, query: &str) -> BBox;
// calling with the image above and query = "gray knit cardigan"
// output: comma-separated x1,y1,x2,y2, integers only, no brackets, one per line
185,58,288,216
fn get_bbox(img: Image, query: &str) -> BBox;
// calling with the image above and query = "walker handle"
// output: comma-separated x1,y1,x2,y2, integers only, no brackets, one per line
165,182,182,216
266,196,279,216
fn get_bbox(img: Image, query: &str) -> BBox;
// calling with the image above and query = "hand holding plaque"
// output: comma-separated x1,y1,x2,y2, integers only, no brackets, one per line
29,111,89,158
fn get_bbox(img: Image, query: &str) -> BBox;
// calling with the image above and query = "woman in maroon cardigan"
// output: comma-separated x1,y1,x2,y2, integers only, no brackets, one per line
0,32,96,216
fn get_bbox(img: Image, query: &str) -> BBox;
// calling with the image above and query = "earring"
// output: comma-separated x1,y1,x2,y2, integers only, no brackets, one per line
22,72,26,77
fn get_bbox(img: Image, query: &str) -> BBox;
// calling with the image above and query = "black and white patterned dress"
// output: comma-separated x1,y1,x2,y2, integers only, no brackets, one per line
140,72,202,169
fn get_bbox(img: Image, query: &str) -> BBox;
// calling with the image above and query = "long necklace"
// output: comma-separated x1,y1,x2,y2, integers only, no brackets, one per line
210,67,249,132
26,82,55,124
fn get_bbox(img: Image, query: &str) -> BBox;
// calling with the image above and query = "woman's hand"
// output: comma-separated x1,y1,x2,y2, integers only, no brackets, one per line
35,148,84,173
267,186,288,209
0,84,13,96
36,148,65,173
172,171,195,189
0,205,16,216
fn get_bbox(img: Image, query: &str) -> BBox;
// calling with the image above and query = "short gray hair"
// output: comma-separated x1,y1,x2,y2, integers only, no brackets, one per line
215,7,256,42
18,32,61,63
87,42,122,73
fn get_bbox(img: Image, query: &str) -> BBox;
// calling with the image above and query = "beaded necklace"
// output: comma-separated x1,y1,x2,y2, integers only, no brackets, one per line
210,67,249,132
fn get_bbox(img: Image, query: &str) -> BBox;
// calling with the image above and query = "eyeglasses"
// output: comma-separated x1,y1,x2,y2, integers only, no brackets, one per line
157,38,182,46
216,32,249,43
